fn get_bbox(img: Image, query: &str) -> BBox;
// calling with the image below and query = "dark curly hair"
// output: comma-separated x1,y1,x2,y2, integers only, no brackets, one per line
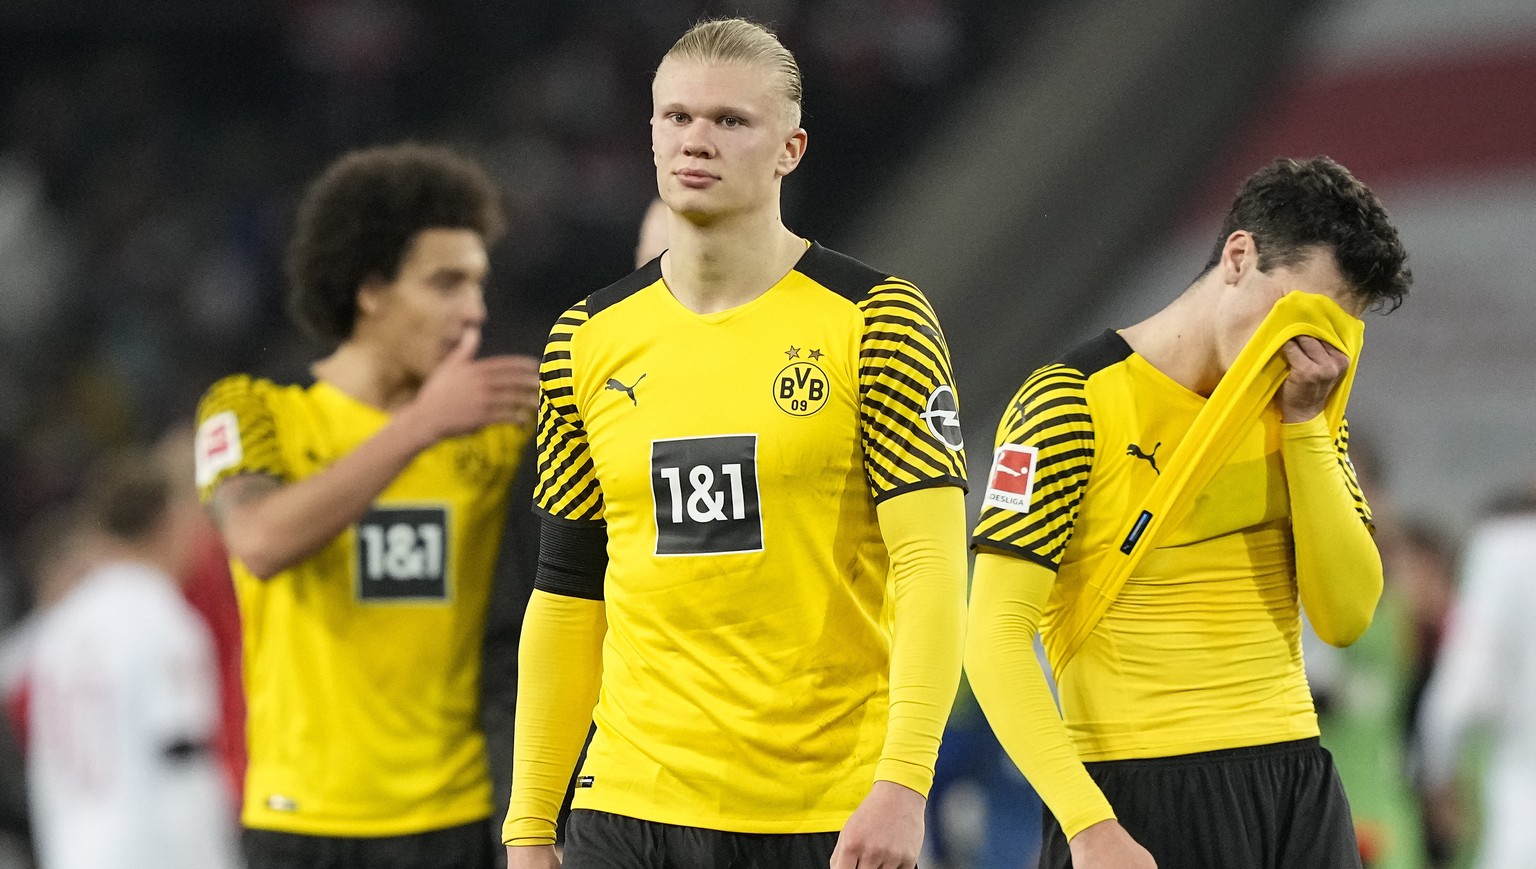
285,143,505,342
1203,156,1411,312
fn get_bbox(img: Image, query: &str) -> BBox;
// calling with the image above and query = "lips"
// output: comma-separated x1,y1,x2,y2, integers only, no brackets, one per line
675,168,716,188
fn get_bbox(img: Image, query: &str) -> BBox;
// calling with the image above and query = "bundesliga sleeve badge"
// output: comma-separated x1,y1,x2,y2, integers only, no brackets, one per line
195,411,243,488
983,444,1038,513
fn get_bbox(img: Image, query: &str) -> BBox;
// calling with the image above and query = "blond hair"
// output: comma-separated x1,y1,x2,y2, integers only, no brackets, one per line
661,18,803,126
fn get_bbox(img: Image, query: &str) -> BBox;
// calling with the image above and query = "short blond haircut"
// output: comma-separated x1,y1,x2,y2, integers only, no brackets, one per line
660,18,803,127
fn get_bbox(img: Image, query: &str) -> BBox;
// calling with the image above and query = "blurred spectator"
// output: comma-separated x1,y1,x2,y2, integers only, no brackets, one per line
1416,499,1536,869
155,424,246,808
24,452,239,869
634,197,669,267
1384,520,1460,868
0,3,1007,596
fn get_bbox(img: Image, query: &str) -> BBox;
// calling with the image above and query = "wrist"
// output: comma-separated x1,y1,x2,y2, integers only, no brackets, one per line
387,402,442,453
1279,412,1331,435
871,778,926,801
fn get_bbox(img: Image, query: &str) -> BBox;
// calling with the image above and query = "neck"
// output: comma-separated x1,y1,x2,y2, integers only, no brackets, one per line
311,338,420,411
1119,273,1226,397
93,540,177,583
661,207,804,314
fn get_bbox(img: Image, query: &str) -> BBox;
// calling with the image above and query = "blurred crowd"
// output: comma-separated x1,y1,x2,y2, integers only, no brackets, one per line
0,0,1013,620
2,2,1534,869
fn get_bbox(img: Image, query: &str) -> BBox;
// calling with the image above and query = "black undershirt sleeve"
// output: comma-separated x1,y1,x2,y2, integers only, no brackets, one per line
532,517,608,601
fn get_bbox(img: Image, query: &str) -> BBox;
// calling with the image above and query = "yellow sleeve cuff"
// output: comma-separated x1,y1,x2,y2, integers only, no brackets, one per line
965,551,1115,838
501,591,606,846
872,485,968,797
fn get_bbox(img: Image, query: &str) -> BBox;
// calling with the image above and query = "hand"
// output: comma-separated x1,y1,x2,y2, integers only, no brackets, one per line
406,328,540,442
1069,819,1157,868
1277,335,1349,423
505,844,561,869
830,780,925,869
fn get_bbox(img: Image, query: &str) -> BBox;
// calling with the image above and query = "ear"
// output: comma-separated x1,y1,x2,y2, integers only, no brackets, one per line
776,127,808,178
355,276,386,319
1218,230,1260,286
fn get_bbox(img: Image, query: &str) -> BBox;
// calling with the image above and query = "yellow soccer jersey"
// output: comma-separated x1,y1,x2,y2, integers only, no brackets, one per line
193,375,528,836
971,331,1371,761
533,244,967,832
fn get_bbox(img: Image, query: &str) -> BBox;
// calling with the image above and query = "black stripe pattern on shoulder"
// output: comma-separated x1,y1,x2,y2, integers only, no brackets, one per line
194,374,287,501
1057,330,1133,377
971,363,1096,570
857,278,968,502
532,300,605,523
794,243,891,304
587,258,663,319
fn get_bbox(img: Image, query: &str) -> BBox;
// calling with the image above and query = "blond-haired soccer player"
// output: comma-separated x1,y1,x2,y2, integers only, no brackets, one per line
195,143,538,869
966,157,1411,868
504,18,968,869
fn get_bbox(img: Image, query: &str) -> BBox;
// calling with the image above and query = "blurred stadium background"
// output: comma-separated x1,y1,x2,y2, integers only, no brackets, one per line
1,1,1533,867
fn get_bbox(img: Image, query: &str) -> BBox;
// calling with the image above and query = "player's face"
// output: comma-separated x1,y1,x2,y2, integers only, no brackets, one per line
651,59,805,219
1219,239,1363,369
357,227,489,381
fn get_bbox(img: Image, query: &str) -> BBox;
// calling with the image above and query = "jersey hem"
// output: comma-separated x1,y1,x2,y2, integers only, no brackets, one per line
532,506,607,527
569,796,849,835
873,475,968,505
969,538,1057,571
241,805,492,838
1071,722,1321,763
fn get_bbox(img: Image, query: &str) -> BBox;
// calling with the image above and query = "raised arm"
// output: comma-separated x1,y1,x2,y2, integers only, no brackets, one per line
1277,336,1381,646
199,329,536,579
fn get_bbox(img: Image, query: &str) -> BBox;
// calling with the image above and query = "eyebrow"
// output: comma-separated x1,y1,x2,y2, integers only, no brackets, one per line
658,102,757,118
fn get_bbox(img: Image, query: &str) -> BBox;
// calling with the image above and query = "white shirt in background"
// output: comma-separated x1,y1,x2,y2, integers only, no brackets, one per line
26,561,239,869
1418,513,1536,869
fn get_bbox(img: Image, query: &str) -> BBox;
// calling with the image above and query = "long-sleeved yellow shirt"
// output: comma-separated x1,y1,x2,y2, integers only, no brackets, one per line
966,330,1380,839
504,246,969,844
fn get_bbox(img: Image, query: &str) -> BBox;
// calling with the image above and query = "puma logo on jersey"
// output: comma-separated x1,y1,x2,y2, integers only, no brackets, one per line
605,374,646,406
1127,441,1161,475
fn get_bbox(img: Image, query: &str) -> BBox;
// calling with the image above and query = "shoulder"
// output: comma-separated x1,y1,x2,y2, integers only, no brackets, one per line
794,244,895,303
1054,330,1133,378
199,373,276,408
1012,331,1131,409
585,258,664,320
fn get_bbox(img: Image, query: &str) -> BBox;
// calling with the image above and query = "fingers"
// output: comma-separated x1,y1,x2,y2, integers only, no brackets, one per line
450,327,483,363
829,838,913,869
1284,336,1349,370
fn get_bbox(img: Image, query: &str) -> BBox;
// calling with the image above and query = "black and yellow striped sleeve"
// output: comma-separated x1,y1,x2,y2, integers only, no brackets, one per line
531,301,604,524
1335,418,1373,527
970,365,1095,570
857,280,968,503
194,374,287,503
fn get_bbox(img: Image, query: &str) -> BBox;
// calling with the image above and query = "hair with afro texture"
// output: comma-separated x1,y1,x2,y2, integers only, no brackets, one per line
286,142,504,342
1203,156,1411,312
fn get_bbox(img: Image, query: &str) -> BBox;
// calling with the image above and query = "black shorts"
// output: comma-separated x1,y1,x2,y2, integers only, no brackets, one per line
563,809,841,869
243,818,497,869
1039,738,1360,869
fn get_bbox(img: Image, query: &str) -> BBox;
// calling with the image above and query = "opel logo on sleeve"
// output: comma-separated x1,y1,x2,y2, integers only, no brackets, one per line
921,385,964,450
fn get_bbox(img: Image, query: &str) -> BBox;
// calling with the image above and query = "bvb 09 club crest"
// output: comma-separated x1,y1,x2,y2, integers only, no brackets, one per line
773,355,829,416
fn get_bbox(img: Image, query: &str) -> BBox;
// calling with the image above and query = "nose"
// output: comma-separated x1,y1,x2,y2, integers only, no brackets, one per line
681,121,715,159
464,287,488,328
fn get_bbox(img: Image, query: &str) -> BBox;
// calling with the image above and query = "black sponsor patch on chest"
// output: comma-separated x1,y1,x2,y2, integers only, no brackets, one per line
650,435,763,556
355,506,450,600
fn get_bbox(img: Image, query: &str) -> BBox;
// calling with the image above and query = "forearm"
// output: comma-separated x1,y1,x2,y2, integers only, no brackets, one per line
965,551,1114,838
503,590,605,846
1283,415,1382,646
873,486,968,796
217,412,436,578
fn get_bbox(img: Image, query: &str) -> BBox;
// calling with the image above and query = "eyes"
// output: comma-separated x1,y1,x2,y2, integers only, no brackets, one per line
663,111,745,129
